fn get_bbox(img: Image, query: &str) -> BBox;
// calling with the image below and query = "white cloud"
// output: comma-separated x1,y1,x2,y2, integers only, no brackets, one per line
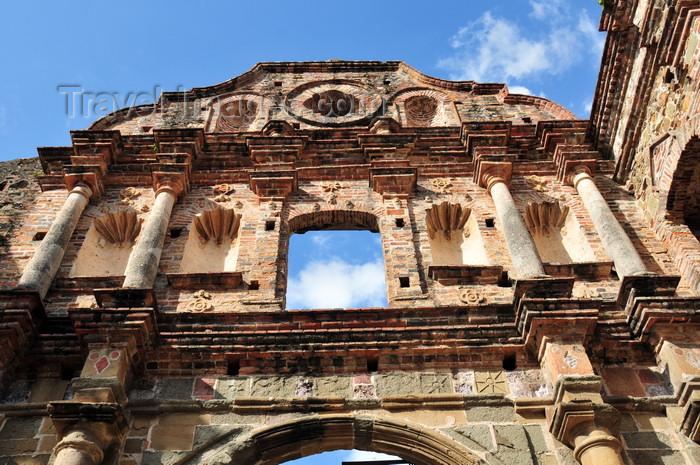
508,85,531,95
437,3,605,85
286,258,386,309
583,98,593,114
310,234,330,248
343,450,401,462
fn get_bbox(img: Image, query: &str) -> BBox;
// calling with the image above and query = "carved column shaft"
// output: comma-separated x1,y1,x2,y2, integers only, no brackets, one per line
122,187,176,288
53,429,104,465
573,426,624,465
573,170,647,278
17,184,93,299
489,180,546,279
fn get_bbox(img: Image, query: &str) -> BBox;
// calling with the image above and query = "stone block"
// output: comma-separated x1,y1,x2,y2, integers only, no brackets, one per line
419,373,453,394
622,431,674,449
27,379,69,403
0,417,42,439
249,376,297,398
149,413,210,451
626,450,687,465
374,373,420,396
443,425,494,452
0,439,39,455
214,378,248,399
467,406,516,423
160,378,194,400
314,376,352,397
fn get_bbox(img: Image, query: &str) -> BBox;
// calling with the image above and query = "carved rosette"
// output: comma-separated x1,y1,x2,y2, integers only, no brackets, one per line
426,202,471,240
187,290,213,312
193,206,242,245
524,200,569,236
430,177,453,194
93,210,143,247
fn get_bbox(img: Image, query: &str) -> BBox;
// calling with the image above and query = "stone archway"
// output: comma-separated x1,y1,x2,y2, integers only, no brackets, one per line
181,414,486,465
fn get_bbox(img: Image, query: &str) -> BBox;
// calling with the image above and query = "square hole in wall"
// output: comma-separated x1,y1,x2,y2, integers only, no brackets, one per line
485,218,495,228
265,220,276,231
286,230,387,310
398,276,410,288
33,231,47,241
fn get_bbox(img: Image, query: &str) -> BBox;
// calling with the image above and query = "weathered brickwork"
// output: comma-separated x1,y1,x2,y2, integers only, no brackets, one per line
0,6,699,463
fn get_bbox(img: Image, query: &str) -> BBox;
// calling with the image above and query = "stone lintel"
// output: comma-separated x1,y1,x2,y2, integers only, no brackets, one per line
617,274,680,307
153,127,204,158
248,169,298,200
474,160,512,190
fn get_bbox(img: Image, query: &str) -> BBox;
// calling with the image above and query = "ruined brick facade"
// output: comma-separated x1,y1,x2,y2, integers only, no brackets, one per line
1,2,699,464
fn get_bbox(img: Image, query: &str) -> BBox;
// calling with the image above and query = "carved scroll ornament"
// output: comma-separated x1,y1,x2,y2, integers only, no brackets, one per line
193,206,242,245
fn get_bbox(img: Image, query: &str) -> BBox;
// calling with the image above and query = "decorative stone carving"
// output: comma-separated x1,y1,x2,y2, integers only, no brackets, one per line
524,200,569,236
426,202,471,240
322,181,342,193
193,206,242,246
524,175,549,192
187,290,213,312
474,370,509,394
431,177,453,194
214,184,233,194
119,187,141,205
405,95,439,127
345,200,355,209
327,193,338,205
459,288,485,305
93,210,143,247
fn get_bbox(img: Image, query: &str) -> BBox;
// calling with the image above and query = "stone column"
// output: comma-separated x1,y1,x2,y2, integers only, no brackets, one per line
17,183,93,299
53,429,104,465
122,180,180,289
487,176,546,279
543,341,625,465
572,168,647,278
572,426,624,465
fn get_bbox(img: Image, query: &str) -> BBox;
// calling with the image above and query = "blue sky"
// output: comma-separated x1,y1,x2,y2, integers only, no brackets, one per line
0,1,604,163
1,2,605,463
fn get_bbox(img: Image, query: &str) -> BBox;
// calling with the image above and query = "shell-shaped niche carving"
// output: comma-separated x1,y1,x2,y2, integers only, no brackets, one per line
426,202,471,240
524,201,569,236
194,206,242,245
215,97,260,132
93,210,143,246
405,95,439,127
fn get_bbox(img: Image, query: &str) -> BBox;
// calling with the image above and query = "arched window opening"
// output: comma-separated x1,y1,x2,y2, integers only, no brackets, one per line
285,211,387,310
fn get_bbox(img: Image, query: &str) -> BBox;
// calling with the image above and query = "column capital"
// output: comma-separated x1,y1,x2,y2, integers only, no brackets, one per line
560,159,597,186
475,160,512,192
64,170,103,198
152,170,188,198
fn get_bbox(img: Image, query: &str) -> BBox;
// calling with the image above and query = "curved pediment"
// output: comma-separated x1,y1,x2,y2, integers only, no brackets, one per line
88,61,575,133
